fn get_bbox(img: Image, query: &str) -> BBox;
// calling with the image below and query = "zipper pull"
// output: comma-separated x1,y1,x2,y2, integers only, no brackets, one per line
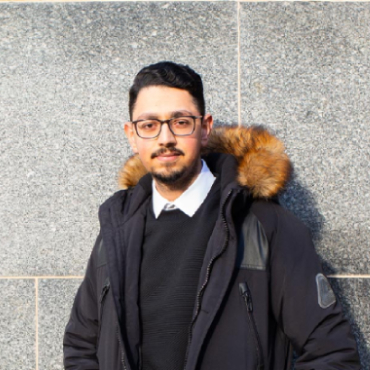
100,282,110,303
239,282,253,312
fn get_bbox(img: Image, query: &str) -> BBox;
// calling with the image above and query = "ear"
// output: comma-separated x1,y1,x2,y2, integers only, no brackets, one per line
200,114,213,147
124,122,139,153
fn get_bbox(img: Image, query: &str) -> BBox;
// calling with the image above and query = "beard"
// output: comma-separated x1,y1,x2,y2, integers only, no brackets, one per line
149,146,201,191
151,160,200,191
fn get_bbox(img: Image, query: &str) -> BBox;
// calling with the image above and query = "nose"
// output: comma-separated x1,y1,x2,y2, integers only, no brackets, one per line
157,122,177,146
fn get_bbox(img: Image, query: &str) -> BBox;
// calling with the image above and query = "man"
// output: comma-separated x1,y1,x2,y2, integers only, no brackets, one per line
63,61,360,370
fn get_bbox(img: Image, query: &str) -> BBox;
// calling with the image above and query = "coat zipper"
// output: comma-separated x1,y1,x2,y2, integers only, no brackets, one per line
97,279,110,349
183,189,234,369
138,346,142,370
239,282,264,370
99,278,127,370
116,321,128,370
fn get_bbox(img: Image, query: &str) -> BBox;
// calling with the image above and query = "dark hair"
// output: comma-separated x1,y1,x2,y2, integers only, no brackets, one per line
129,61,205,120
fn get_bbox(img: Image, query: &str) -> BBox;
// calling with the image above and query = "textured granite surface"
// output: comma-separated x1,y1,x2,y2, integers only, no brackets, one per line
36,277,370,370
330,278,370,369
1,2,369,369
240,2,370,274
0,279,35,370
38,278,82,370
0,2,238,276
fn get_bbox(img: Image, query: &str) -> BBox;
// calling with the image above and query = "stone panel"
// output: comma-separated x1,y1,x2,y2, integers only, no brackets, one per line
0,2,238,276
241,2,370,274
38,278,82,370
281,182,370,274
0,279,35,370
316,222,370,275
240,2,370,149
329,278,370,369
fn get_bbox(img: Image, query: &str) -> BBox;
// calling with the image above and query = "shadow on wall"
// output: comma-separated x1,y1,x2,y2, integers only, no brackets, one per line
279,176,369,369
279,176,335,273
330,279,370,370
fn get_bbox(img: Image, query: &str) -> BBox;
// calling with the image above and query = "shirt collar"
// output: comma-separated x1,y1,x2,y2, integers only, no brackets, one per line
152,159,216,218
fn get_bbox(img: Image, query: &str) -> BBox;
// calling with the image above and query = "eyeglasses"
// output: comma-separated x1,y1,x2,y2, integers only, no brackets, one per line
131,116,203,139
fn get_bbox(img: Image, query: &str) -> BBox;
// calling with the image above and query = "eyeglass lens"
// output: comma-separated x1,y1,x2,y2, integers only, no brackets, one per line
136,117,195,138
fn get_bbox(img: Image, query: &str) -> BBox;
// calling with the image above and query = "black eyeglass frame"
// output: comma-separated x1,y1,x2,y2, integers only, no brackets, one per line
131,115,203,139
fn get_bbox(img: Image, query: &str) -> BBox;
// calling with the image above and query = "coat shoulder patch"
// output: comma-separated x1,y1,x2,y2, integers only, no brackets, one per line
239,212,269,270
316,273,336,309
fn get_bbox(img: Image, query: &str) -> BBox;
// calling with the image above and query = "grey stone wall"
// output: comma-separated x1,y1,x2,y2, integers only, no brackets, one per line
0,2,368,369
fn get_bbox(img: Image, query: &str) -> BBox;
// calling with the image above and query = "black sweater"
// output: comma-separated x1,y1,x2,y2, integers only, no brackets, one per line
139,179,220,370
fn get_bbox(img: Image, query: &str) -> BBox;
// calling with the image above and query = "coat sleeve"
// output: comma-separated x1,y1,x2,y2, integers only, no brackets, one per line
269,206,361,370
63,234,101,369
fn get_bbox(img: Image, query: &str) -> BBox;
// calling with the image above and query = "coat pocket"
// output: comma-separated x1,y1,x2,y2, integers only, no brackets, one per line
239,282,264,370
97,277,110,350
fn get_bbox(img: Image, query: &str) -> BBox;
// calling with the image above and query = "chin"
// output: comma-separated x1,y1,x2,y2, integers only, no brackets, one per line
151,167,187,186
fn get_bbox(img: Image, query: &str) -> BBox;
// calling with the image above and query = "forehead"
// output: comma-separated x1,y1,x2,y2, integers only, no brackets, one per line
132,86,199,119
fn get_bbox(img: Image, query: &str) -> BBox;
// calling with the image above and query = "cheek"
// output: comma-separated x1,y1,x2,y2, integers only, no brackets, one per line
134,141,152,163
185,138,202,156
138,145,151,159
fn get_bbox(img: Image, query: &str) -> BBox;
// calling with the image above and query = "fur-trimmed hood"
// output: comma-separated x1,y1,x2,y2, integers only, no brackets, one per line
118,125,292,198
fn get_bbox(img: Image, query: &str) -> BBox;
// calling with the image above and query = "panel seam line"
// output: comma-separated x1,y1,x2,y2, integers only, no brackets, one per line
237,0,241,126
35,277,39,370
0,276,84,279
327,275,370,279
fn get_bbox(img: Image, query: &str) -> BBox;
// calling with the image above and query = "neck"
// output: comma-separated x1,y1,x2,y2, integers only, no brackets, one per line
153,159,202,202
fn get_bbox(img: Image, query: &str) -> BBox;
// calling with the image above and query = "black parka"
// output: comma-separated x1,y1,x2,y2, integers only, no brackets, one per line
64,127,360,370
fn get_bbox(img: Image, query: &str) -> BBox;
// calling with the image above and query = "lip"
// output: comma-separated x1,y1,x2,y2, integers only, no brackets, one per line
156,154,180,162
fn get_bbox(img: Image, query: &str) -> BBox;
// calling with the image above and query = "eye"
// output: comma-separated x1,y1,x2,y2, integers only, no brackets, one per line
137,120,159,131
173,117,192,127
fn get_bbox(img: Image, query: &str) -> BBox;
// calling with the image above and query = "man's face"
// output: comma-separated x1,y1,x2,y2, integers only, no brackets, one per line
125,85,213,189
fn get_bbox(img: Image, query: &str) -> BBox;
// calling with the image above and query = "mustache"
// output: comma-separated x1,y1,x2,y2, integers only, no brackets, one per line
151,147,184,159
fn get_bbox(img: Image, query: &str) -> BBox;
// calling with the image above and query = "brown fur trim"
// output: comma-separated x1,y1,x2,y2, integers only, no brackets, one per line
206,126,292,198
118,154,147,189
118,125,292,198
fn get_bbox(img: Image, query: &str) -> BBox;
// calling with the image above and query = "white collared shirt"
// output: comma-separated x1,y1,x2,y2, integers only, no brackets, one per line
152,160,216,218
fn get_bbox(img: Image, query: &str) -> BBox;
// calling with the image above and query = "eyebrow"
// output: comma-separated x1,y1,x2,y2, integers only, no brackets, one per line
135,110,195,120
